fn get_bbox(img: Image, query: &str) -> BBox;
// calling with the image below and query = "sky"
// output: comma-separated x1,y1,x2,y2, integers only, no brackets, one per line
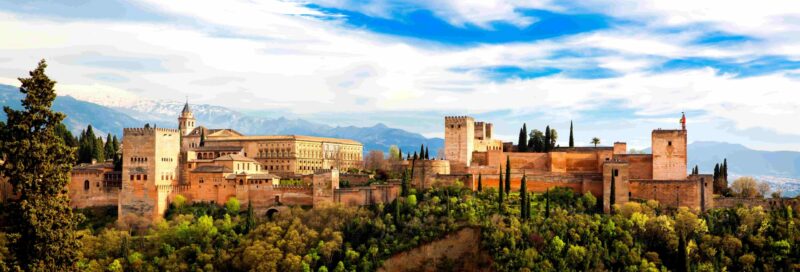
1,0,800,151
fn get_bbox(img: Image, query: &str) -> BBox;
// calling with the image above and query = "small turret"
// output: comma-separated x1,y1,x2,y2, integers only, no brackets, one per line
178,100,196,136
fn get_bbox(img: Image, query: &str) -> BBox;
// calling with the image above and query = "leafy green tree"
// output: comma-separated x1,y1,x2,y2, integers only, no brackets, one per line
569,121,574,148
0,60,82,270
406,195,417,207
225,197,240,215
549,127,558,150
529,129,545,152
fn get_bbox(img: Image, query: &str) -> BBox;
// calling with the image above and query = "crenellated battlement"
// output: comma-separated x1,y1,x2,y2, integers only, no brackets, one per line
123,127,181,135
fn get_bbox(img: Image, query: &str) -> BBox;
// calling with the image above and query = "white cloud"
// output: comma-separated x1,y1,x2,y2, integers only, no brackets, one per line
1,0,800,151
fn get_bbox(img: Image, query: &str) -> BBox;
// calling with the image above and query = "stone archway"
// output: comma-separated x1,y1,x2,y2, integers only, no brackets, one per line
266,208,279,220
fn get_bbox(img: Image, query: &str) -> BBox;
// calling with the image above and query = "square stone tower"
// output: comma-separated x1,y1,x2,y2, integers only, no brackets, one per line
119,127,181,222
651,129,687,180
444,116,475,167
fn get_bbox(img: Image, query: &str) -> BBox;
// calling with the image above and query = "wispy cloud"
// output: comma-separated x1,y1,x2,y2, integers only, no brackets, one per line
0,0,799,151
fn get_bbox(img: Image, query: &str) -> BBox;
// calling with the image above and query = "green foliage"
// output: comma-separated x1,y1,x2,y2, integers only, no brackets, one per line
225,197,241,215
406,195,417,207
0,60,82,271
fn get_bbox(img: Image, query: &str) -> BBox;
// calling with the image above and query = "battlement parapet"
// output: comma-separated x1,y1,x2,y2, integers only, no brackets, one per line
444,116,474,123
124,127,181,135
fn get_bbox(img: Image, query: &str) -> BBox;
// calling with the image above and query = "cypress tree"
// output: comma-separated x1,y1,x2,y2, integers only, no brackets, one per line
544,125,551,152
0,60,81,270
518,124,528,152
112,135,120,153
94,136,105,162
545,188,550,219
713,163,721,193
244,200,255,234
498,167,504,205
520,174,527,220
413,151,418,160
477,173,482,192
569,120,575,148
401,169,409,197
104,133,115,160
505,156,511,195
722,158,728,183
398,147,403,160
425,146,429,160
419,144,424,160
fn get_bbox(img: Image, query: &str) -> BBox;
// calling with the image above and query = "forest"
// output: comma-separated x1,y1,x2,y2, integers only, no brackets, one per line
3,181,798,271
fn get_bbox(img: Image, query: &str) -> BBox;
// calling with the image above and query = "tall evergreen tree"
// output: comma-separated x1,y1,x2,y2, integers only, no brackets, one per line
93,136,105,162
412,151,418,160
569,120,575,148
505,156,511,195
544,125,551,152
518,124,528,152
54,123,77,147
520,174,527,220
722,158,728,182
0,60,81,270
477,174,482,192
545,188,550,219
244,200,256,234
104,133,115,160
419,144,424,160
398,147,402,160
498,167,504,205
424,146,429,160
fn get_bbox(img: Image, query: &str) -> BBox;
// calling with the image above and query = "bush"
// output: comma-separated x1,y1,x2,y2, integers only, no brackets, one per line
226,197,241,215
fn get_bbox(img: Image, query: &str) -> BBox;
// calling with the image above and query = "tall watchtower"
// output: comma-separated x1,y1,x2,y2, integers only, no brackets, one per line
178,101,196,136
118,127,181,222
651,129,687,180
444,116,475,168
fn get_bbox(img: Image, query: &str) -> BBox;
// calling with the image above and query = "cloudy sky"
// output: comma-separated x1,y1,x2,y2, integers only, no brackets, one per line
1,0,800,151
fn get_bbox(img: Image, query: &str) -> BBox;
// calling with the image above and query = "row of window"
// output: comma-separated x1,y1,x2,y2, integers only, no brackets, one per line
131,157,147,163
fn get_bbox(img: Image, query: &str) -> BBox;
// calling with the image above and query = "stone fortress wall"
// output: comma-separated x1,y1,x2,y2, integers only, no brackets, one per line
439,114,716,212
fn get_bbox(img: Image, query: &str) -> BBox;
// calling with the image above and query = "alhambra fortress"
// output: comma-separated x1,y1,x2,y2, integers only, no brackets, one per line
5,102,774,222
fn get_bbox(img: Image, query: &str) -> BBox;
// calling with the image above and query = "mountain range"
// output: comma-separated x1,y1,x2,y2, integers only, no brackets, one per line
0,84,443,157
1,83,799,196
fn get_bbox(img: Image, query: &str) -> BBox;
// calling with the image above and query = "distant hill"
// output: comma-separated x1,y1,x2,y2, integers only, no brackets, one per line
642,141,800,197
0,84,140,136
686,141,800,179
0,84,443,156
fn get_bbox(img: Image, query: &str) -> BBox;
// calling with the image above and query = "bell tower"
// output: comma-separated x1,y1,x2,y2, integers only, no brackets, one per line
178,100,195,136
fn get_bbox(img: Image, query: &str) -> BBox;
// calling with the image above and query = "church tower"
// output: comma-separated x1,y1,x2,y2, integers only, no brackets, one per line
178,101,195,136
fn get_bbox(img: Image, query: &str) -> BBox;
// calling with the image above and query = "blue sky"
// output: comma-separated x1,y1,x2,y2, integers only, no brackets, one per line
1,0,800,151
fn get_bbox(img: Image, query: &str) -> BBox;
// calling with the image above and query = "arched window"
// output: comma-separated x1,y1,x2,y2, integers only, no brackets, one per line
239,179,244,185
84,180,90,191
